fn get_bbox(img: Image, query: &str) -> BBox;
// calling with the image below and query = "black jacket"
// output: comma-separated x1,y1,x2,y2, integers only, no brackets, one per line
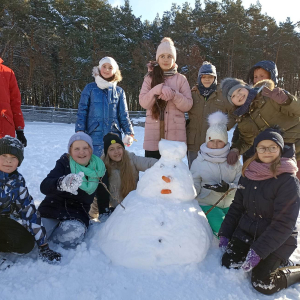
38,153,108,227
219,160,300,261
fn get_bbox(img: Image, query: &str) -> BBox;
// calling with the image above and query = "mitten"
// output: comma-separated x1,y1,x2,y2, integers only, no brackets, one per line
38,244,62,264
58,172,84,195
262,86,288,104
203,180,230,193
159,86,175,101
122,134,134,147
227,149,239,165
219,236,229,251
16,130,27,147
241,248,261,272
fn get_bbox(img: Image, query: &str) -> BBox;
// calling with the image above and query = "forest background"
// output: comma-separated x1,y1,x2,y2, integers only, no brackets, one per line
1,0,299,110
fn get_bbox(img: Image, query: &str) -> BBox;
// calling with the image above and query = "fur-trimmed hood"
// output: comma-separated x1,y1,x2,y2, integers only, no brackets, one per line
253,79,275,91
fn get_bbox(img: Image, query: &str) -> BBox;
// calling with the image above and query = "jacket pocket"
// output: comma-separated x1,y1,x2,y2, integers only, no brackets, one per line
87,122,99,134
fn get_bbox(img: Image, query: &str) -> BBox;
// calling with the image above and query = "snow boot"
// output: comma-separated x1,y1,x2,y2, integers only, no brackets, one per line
278,266,300,288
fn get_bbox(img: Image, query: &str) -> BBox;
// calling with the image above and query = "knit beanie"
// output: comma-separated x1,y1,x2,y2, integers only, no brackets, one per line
247,60,278,86
253,127,284,152
68,132,94,153
103,133,125,156
0,136,24,166
198,61,217,79
99,57,119,74
206,111,228,144
156,37,177,62
220,77,250,105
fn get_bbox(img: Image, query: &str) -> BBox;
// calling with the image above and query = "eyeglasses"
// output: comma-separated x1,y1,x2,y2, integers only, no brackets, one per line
256,146,279,154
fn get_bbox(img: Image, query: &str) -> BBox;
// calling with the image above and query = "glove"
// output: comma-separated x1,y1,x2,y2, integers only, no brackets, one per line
159,86,175,101
38,244,62,264
203,180,230,193
16,130,27,147
262,86,288,104
99,207,115,223
219,236,229,251
227,149,239,165
241,248,261,272
122,134,134,147
58,172,84,195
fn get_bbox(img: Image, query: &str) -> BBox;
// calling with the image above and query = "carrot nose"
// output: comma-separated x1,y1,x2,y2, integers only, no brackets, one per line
161,189,172,194
162,176,171,183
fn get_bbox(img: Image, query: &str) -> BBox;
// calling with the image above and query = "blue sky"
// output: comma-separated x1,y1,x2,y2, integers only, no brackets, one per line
108,0,299,25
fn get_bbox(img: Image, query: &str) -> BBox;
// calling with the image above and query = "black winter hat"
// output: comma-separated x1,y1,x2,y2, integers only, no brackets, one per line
0,136,24,166
103,133,125,156
253,127,284,152
247,60,278,86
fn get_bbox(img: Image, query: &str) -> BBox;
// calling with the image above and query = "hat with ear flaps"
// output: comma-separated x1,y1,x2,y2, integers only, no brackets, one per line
156,37,177,62
206,111,229,144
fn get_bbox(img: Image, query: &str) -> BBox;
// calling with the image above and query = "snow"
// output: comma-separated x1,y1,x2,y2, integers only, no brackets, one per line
1,121,300,300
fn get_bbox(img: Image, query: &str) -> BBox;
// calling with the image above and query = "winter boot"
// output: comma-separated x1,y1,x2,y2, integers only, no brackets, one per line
278,266,300,288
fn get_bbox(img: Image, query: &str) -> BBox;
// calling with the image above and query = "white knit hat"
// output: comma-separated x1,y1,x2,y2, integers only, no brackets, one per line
99,57,119,74
156,37,177,61
206,111,228,144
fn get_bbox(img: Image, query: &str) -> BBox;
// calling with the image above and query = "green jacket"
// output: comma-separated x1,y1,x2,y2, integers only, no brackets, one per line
232,92,300,159
186,86,236,152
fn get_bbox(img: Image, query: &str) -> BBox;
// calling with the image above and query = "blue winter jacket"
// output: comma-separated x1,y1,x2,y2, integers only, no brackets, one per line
75,82,134,157
0,170,47,246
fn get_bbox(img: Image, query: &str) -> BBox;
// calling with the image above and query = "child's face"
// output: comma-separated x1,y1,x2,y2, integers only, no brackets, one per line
108,143,124,162
201,75,215,88
70,140,92,166
100,63,114,79
256,140,280,163
158,53,174,71
253,68,270,84
0,154,19,173
231,87,249,106
207,139,226,149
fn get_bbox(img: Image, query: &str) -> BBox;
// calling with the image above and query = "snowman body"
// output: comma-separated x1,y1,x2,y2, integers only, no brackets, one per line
98,140,213,269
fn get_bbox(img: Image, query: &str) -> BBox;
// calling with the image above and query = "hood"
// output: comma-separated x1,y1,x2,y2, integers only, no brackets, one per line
253,79,275,91
247,60,278,86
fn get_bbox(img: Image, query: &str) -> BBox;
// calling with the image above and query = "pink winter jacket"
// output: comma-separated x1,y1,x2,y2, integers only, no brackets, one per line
139,73,193,151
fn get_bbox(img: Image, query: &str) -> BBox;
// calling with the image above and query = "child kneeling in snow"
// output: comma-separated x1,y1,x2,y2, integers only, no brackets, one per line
89,133,157,220
190,112,242,237
38,132,106,248
0,136,61,269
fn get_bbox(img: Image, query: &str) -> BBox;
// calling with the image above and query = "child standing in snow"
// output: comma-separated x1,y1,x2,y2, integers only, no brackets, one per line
190,112,242,237
219,127,300,295
38,132,106,248
89,133,157,219
221,77,300,180
75,56,134,157
186,62,235,167
139,37,192,159
0,136,61,269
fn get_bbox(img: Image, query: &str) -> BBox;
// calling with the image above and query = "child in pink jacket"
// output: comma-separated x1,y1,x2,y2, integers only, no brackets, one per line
139,37,193,159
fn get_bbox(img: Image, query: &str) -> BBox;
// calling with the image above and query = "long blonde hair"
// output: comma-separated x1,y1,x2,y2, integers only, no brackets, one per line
103,149,136,199
242,152,281,178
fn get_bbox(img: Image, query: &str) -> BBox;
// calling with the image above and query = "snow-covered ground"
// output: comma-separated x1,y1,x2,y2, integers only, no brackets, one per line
1,121,300,300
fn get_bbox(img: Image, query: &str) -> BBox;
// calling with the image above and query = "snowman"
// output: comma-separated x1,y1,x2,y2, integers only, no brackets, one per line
97,139,213,269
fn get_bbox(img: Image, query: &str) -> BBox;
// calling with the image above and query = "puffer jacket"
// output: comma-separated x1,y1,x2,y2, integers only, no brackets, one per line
0,58,24,138
0,170,46,246
89,151,157,217
38,153,107,227
75,81,134,157
190,151,242,208
187,86,236,152
219,147,300,261
231,80,300,159
139,73,193,151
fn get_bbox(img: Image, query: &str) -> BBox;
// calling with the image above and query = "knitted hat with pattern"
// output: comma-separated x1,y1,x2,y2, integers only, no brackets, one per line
0,136,24,166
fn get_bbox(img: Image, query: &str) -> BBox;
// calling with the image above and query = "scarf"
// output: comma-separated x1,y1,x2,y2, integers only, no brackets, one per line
197,78,217,98
144,61,178,77
199,143,230,163
94,75,117,90
70,154,106,195
234,88,258,116
244,157,298,181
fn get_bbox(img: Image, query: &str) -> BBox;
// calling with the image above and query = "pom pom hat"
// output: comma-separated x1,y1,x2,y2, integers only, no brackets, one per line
99,57,119,74
156,37,177,62
206,111,228,144
198,61,217,79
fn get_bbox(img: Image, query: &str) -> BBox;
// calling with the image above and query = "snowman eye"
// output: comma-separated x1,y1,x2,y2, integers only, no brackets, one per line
160,164,164,168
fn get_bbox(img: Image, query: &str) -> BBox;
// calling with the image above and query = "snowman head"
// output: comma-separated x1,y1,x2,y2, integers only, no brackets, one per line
137,140,197,202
